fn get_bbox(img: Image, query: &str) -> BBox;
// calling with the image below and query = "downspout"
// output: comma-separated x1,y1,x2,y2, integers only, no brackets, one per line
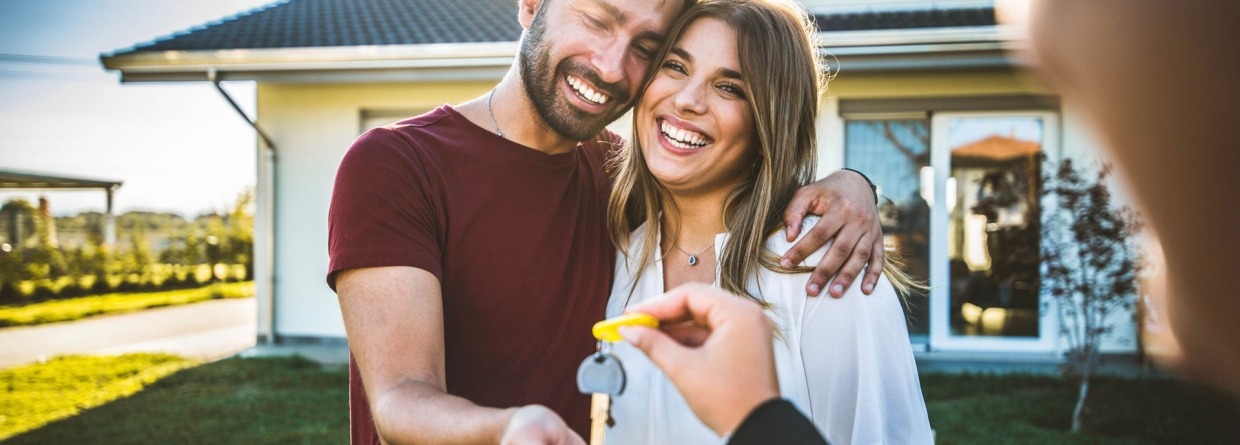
209,69,276,148
208,68,277,345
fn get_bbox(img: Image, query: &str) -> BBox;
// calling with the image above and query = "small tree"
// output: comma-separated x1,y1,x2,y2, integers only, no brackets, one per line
26,199,69,281
84,221,112,294
225,188,255,281
1041,158,1143,433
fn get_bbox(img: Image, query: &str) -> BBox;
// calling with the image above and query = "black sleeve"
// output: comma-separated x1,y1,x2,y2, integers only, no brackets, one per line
728,399,829,445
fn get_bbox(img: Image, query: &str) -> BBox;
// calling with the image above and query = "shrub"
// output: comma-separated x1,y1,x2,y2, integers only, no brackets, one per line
162,272,186,290
113,276,141,293
31,281,57,302
184,270,202,288
0,281,22,306
89,273,112,295
52,281,78,300
73,279,95,298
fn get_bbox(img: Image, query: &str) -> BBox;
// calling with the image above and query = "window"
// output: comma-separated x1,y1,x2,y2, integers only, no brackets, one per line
842,98,1059,351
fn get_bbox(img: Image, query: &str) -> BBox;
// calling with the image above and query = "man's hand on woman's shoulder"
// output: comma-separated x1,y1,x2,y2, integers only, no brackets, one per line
782,169,884,298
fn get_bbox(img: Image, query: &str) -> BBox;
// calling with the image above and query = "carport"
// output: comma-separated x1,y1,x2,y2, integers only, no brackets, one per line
0,168,123,247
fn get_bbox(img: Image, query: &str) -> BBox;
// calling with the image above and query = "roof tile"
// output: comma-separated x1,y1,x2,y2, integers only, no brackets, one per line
110,0,995,56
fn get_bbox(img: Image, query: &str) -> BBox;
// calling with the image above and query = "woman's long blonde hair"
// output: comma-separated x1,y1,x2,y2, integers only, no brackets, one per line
608,0,922,304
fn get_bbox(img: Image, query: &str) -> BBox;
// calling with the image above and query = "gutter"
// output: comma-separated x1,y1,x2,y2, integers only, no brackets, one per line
818,25,1027,73
208,69,275,149
101,42,518,83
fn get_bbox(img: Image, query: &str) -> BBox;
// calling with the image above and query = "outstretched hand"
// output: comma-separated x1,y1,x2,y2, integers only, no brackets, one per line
782,169,884,298
500,405,585,445
618,283,780,437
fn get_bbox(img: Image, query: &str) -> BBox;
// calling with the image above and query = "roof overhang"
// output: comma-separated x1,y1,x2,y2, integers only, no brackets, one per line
822,25,1027,73
100,26,1026,84
101,41,519,83
0,169,123,191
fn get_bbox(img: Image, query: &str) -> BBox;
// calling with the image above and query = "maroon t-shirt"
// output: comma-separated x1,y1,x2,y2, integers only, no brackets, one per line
327,105,616,443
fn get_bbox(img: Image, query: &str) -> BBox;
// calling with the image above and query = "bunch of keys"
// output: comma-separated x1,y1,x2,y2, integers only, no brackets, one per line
576,313,660,445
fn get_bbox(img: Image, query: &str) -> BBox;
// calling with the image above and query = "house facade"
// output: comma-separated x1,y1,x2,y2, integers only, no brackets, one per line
101,0,1141,356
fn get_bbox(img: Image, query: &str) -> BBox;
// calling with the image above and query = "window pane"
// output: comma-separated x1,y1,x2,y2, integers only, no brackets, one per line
946,116,1043,338
845,119,930,338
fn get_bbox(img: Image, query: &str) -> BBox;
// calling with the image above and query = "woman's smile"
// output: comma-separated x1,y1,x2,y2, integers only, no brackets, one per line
657,116,713,152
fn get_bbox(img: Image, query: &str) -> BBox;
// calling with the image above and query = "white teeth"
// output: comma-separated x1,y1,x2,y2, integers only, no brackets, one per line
660,120,709,149
567,76,610,105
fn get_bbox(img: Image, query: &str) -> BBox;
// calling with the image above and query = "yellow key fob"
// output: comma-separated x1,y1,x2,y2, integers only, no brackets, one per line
592,313,660,343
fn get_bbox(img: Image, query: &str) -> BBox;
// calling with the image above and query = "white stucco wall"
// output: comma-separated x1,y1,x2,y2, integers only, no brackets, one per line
256,81,494,339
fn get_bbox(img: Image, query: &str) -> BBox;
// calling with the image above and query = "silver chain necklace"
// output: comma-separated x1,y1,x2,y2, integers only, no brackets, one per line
675,242,714,266
486,88,504,139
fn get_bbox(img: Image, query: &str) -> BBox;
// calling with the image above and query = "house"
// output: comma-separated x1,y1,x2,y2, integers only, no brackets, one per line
100,0,1139,357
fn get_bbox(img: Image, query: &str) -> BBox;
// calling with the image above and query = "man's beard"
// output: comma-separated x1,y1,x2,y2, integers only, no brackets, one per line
519,11,631,141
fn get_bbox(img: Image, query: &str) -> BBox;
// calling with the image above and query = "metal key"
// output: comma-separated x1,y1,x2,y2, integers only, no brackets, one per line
577,341,624,445
576,314,659,445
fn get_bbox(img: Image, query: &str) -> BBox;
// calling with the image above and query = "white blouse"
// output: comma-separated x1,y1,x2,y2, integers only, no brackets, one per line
604,218,934,445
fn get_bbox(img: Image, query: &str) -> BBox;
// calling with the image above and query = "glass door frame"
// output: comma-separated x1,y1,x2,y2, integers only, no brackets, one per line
928,110,1061,353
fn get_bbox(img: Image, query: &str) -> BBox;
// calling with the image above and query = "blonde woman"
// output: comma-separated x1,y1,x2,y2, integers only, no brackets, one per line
605,0,934,443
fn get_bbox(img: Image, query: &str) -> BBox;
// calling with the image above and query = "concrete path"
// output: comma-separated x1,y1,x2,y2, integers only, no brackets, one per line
0,298,256,369
239,342,350,367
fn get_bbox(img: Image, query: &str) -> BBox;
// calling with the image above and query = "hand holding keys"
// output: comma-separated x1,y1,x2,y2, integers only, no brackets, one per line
576,313,659,445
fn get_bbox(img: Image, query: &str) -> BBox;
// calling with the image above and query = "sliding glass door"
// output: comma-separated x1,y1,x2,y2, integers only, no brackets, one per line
845,110,1058,352
929,111,1057,352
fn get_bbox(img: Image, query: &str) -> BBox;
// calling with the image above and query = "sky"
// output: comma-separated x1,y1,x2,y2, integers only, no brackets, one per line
0,0,279,217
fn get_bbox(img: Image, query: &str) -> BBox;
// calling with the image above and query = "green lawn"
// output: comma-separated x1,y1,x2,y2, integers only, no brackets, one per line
0,282,253,327
3,355,1239,444
0,354,198,441
2,355,347,445
923,373,1240,444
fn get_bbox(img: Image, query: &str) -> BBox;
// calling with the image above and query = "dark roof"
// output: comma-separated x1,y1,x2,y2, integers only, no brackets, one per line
109,0,995,55
112,0,522,54
816,7,995,32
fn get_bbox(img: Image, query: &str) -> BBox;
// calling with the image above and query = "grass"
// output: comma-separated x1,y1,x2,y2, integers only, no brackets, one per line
0,354,198,441
2,355,347,445
923,373,1240,444
3,356,1239,444
0,281,253,327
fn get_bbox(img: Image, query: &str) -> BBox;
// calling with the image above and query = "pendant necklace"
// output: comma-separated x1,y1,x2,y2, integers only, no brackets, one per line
675,242,714,266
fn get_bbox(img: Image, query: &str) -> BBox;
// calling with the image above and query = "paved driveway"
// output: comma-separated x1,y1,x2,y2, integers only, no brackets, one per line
0,298,256,369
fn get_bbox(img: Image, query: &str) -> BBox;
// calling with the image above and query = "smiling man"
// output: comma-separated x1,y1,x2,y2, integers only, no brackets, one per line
327,0,883,443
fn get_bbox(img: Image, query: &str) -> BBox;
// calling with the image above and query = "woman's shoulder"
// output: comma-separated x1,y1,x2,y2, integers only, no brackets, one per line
764,216,832,267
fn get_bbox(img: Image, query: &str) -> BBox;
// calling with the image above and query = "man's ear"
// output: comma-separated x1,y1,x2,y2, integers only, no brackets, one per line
518,0,543,29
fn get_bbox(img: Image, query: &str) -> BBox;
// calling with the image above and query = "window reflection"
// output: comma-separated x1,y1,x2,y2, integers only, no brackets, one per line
947,117,1043,338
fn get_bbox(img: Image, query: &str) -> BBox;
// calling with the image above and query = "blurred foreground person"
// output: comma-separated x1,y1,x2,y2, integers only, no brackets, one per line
1022,0,1240,393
